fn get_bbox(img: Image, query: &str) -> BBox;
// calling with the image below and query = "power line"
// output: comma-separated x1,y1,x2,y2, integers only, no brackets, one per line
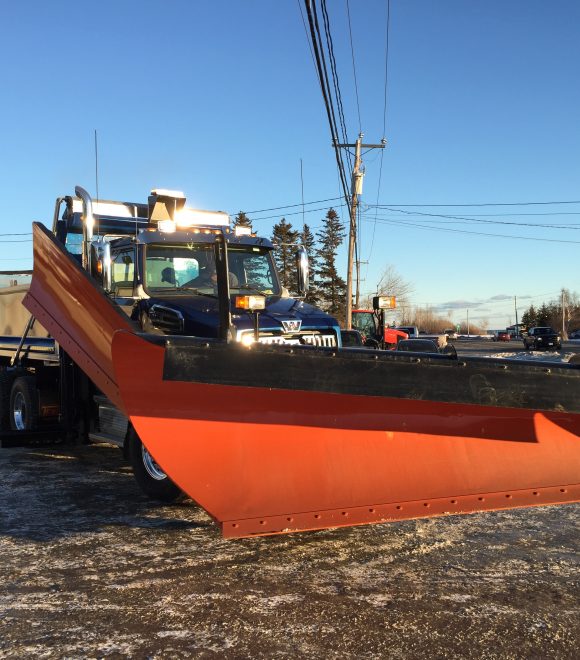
369,199,580,208
367,0,391,272
362,208,580,230
251,205,342,223
345,0,362,133
322,0,352,170
240,195,343,215
240,195,580,219
362,216,580,245
304,0,351,204
297,0,318,73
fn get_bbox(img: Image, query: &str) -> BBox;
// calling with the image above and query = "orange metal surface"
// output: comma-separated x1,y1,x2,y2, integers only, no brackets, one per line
111,331,580,537
23,223,580,537
23,224,135,409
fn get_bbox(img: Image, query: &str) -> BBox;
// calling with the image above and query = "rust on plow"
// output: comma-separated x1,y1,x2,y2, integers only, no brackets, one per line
111,331,580,538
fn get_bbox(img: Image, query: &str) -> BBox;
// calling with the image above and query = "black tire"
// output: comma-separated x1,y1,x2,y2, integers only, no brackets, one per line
9,375,39,431
127,427,184,503
0,368,14,431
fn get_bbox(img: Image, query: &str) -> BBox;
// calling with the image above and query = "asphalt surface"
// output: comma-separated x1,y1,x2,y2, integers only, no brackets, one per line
1,339,579,658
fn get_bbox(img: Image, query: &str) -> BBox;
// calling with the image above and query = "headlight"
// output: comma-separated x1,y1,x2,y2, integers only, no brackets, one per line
240,334,255,347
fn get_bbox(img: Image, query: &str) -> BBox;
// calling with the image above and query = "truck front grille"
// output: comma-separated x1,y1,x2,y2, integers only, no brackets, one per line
243,332,336,347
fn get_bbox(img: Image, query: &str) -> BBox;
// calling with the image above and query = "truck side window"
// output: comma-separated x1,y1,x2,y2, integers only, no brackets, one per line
111,251,135,296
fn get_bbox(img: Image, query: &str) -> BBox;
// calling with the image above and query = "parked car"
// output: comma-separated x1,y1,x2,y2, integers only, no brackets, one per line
394,325,419,338
494,331,510,342
396,338,439,353
568,329,580,339
523,327,562,351
340,329,364,347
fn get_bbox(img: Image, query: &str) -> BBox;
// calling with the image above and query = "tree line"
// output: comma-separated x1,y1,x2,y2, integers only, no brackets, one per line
234,208,348,324
520,290,580,337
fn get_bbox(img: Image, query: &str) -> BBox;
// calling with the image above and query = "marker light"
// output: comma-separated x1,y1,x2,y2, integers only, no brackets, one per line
157,219,176,233
174,208,230,228
235,295,266,311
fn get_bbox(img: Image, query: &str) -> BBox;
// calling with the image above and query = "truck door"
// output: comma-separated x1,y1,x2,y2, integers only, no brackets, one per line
111,248,137,316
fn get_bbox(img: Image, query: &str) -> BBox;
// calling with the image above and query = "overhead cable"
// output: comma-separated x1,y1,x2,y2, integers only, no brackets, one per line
362,216,580,245
303,0,351,207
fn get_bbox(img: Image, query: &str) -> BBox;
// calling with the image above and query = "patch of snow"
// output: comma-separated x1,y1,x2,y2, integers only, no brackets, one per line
488,351,576,363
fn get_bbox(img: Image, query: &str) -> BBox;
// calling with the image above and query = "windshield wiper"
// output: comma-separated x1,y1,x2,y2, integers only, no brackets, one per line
174,286,218,298
152,286,217,298
235,284,267,295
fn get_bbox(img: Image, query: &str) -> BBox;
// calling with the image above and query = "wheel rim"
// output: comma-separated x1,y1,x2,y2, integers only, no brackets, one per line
141,445,167,481
13,391,26,430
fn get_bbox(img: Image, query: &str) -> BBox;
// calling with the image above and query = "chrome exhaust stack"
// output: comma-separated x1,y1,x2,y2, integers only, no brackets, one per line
75,185,94,272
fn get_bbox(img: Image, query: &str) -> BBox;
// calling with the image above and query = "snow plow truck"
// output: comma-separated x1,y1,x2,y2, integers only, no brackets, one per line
0,185,579,537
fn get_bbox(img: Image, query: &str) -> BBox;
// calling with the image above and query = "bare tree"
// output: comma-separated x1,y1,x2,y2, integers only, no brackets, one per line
363,264,414,319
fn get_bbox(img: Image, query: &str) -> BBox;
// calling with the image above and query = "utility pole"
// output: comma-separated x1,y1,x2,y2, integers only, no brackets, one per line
562,289,566,339
355,260,368,308
514,295,518,337
335,133,386,328
467,309,470,337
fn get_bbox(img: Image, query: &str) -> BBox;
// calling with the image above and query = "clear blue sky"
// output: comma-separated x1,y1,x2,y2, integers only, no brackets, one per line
1,0,579,328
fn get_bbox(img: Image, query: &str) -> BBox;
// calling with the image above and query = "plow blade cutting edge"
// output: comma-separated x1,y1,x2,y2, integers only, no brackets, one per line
24,223,580,537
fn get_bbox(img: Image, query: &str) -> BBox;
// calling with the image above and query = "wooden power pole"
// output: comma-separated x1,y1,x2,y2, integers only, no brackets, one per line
335,133,385,329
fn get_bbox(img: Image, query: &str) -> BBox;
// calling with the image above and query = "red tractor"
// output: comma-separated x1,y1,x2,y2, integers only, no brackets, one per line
352,296,408,349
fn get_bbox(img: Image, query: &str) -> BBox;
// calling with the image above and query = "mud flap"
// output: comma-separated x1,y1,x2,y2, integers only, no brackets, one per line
111,331,580,538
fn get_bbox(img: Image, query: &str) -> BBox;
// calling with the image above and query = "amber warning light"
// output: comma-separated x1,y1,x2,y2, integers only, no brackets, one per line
373,295,396,310
235,295,266,311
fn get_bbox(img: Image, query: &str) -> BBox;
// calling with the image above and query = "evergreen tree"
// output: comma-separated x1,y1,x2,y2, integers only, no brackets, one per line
537,303,550,326
233,211,252,228
315,208,346,324
520,309,531,330
300,223,319,305
525,304,538,328
271,218,299,293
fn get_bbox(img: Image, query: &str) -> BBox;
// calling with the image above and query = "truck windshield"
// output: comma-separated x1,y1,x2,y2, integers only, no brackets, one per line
145,244,280,296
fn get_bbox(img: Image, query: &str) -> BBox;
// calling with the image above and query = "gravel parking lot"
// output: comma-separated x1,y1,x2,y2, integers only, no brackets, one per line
1,442,579,659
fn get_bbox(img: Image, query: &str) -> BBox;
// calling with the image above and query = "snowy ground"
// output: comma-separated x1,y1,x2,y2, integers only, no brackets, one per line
1,444,579,659
488,350,577,363
1,340,579,657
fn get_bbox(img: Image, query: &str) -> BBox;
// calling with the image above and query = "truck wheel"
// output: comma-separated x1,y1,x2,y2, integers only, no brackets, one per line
9,375,39,431
127,427,184,503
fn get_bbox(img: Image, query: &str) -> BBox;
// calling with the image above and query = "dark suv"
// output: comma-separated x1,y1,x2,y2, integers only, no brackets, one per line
523,327,562,351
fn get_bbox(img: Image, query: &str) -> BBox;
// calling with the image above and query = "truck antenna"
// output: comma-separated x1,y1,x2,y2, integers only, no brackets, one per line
94,129,100,236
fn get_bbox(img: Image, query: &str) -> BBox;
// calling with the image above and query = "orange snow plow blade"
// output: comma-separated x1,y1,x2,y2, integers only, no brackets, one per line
23,223,136,410
24,223,580,537
111,331,580,538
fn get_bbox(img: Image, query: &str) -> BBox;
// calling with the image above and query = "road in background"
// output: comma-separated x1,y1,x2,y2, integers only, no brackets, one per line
452,338,580,360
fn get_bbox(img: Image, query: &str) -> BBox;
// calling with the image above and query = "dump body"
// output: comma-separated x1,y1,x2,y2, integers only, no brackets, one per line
20,222,580,537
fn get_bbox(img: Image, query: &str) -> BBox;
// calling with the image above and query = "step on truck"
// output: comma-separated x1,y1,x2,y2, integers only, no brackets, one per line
1,185,580,537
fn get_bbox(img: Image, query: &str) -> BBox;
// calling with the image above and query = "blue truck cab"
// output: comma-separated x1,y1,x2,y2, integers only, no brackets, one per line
55,187,341,348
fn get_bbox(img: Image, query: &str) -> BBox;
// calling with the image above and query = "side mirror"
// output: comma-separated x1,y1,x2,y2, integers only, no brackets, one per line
295,246,309,297
102,242,112,292
93,239,112,292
